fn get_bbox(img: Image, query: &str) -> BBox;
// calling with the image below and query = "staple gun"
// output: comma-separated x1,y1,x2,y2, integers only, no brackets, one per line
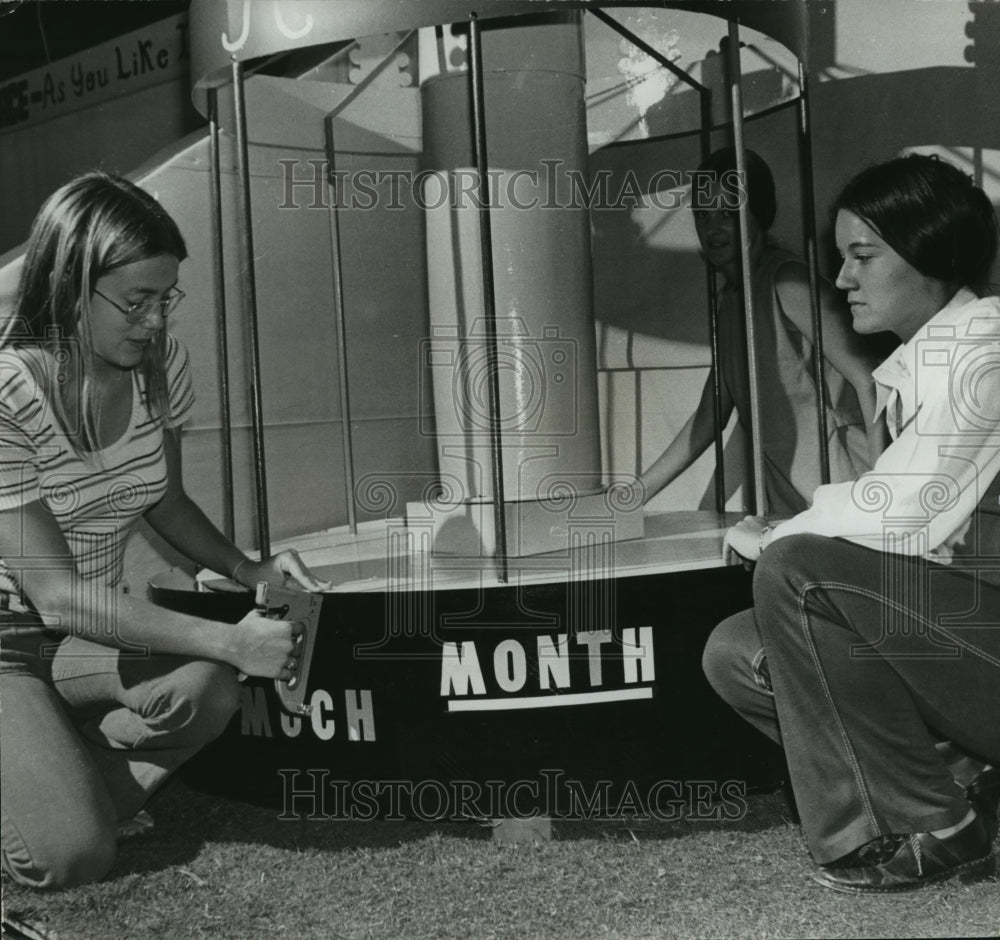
254,582,323,716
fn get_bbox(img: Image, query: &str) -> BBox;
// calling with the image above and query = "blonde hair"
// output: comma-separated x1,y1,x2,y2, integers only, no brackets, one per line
6,172,187,452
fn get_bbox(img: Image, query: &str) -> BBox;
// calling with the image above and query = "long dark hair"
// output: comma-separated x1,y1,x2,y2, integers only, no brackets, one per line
697,147,777,230
832,153,998,293
5,172,187,452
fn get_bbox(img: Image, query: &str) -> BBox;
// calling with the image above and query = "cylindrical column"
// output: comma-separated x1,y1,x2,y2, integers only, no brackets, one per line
231,57,271,557
207,87,236,541
419,13,601,512
726,23,767,518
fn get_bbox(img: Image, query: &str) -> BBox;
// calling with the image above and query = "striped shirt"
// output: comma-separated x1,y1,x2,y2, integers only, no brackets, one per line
0,333,194,596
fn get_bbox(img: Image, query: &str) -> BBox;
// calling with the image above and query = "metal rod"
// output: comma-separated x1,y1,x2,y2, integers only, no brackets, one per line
706,263,725,512
589,8,709,95
327,31,416,120
318,32,413,534
231,56,271,557
726,22,767,518
698,85,713,170
323,115,358,534
207,87,236,542
591,6,723,511
468,13,508,584
699,86,725,513
796,59,831,484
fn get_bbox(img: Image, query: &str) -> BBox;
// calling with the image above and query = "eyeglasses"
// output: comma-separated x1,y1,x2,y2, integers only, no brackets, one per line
93,287,185,324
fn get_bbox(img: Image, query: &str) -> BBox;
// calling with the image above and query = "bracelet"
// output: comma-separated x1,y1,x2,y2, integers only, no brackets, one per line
231,558,253,585
758,523,776,554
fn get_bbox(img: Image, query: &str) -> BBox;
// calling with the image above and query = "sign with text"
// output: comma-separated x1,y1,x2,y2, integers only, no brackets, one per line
0,14,189,134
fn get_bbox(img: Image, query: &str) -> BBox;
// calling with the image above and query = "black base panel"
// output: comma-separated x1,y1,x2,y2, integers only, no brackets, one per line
153,565,785,817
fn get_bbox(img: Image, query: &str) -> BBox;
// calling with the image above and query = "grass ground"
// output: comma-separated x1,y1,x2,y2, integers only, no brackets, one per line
2,781,998,940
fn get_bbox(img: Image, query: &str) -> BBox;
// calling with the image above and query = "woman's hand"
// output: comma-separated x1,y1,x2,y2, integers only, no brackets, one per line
231,609,303,679
233,550,332,593
723,515,774,567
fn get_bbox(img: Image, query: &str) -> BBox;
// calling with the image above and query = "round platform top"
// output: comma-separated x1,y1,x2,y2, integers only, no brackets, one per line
189,1,821,110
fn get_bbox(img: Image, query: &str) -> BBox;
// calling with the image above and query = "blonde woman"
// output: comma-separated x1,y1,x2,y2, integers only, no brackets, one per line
0,173,328,889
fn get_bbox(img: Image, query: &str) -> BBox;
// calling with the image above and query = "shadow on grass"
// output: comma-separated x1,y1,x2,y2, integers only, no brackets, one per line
117,775,798,880
118,778,498,877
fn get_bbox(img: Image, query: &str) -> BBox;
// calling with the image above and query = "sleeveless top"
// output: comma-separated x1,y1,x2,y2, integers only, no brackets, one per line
717,244,869,514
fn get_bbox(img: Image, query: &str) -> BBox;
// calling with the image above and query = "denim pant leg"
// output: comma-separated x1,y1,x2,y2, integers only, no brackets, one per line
1,667,118,889
50,637,241,822
753,534,1000,865
702,607,782,746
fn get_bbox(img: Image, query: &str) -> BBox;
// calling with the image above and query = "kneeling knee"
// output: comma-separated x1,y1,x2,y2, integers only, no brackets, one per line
183,662,241,741
4,827,116,891
701,623,730,695
157,661,240,745
754,533,828,594
702,614,749,703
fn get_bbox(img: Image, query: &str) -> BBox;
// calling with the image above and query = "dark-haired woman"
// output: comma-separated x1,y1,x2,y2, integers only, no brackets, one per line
704,153,1000,892
0,173,330,889
641,147,881,512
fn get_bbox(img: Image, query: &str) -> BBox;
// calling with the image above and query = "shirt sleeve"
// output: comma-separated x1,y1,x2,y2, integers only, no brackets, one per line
163,333,195,429
771,347,1000,557
0,351,43,511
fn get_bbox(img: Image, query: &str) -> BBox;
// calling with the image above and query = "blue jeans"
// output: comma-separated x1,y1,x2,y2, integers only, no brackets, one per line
1,606,239,889
703,534,1000,864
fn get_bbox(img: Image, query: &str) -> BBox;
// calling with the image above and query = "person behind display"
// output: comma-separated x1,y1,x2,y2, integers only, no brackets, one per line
0,172,331,890
704,153,1000,892
640,147,882,513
